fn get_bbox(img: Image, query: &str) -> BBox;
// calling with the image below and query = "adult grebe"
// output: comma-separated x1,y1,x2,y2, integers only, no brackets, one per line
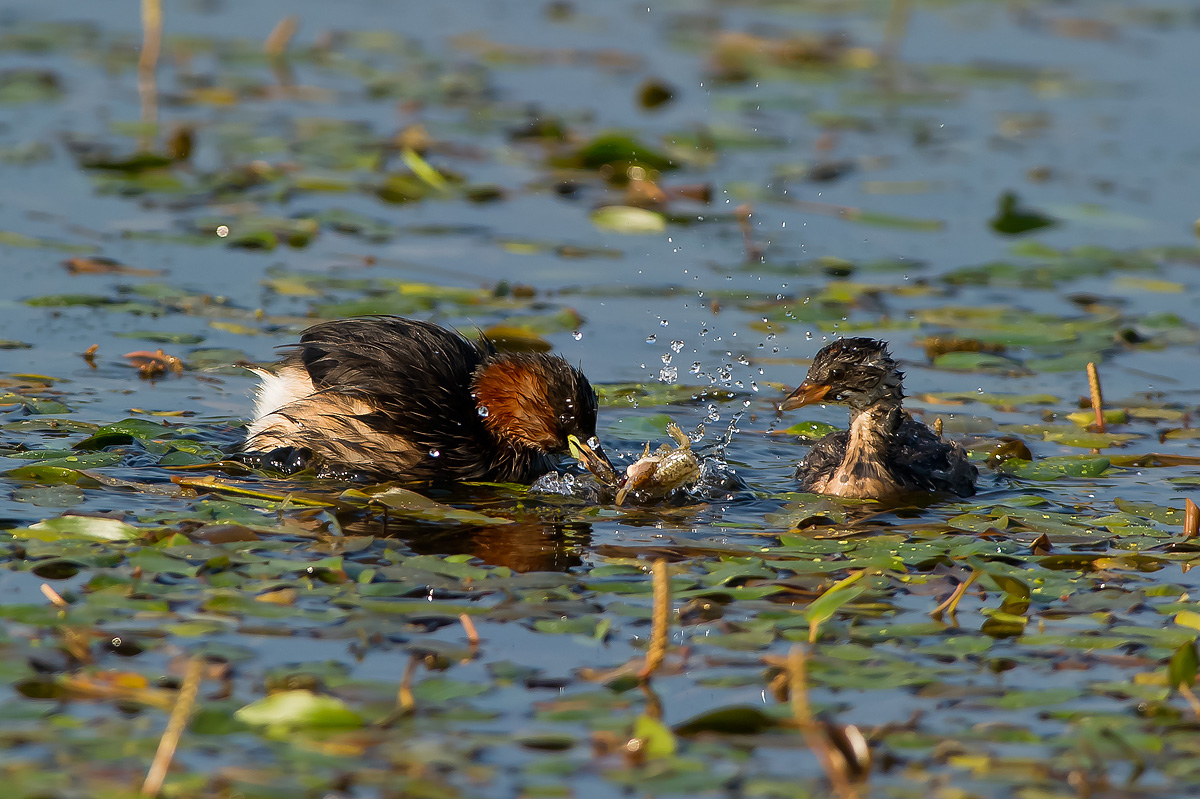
242,316,612,482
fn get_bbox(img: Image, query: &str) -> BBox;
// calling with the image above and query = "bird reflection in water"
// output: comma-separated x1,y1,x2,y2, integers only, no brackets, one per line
344,517,591,573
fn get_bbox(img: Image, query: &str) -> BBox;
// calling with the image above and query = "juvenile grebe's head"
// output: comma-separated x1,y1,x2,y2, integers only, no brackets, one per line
781,337,904,413
471,353,613,477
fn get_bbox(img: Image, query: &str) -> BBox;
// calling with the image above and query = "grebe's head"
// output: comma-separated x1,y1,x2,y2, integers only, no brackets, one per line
471,353,614,479
781,337,904,412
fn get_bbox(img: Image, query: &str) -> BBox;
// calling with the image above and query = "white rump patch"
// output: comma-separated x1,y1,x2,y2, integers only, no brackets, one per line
246,366,315,437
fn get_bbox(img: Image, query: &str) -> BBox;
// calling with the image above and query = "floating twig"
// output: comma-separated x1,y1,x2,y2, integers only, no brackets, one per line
930,569,981,619
1086,361,1105,433
1186,498,1200,540
82,344,99,369
141,657,203,797
639,558,671,679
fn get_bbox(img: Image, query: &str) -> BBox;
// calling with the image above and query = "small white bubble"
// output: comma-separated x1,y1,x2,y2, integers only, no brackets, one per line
572,331,583,340
659,319,669,327
477,406,489,418
646,334,657,343
428,449,440,458
216,225,229,238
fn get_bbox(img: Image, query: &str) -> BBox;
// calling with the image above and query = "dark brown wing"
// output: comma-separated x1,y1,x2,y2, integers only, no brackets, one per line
888,415,977,497
287,317,547,481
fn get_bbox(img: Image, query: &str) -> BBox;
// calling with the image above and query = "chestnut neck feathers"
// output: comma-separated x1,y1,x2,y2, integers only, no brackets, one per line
472,353,598,454
244,317,602,482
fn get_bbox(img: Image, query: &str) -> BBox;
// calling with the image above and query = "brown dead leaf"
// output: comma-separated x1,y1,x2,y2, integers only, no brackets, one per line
63,257,164,276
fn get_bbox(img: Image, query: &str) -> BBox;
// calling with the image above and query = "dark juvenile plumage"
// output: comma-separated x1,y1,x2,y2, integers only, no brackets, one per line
242,316,610,482
781,337,976,499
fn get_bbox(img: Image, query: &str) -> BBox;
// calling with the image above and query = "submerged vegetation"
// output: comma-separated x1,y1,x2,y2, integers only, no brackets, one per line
2,1,1200,797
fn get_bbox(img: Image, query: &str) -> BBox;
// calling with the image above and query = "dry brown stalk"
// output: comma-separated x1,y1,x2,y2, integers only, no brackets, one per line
141,657,203,797
639,559,671,679
1086,362,1105,433
1186,498,1199,539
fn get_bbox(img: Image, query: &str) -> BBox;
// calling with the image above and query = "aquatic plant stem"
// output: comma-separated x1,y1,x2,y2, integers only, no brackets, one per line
1087,362,1105,433
881,0,912,64
264,15,299,57
1186,498,1199,539
930,569,981,619
460,613,480,649
640,559,670,679
138,0,162,150
39,582,68,610
787,646,859,799
1180,683,1200,718
141,657,203,797
735,204,763,263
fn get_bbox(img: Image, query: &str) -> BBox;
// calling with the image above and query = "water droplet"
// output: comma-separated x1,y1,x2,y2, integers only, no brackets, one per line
659,319,669,327
646,334,657,344
477,406,490,418
572,330,583,340
671,340,684,353
805,331,813,341
428,449,440,458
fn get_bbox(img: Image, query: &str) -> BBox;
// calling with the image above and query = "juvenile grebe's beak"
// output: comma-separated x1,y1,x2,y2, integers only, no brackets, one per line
780,381,831,411
568,434,617,484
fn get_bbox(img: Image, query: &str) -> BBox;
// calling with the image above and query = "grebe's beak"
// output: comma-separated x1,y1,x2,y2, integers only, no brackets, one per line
568,434,617,484
780,381,831,411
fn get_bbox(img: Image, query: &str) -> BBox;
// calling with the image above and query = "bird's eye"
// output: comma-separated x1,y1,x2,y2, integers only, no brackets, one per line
827,367,846,381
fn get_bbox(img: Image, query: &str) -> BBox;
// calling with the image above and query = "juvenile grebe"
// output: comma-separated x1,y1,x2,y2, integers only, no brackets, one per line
780,338,977,499
242,316,612,482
